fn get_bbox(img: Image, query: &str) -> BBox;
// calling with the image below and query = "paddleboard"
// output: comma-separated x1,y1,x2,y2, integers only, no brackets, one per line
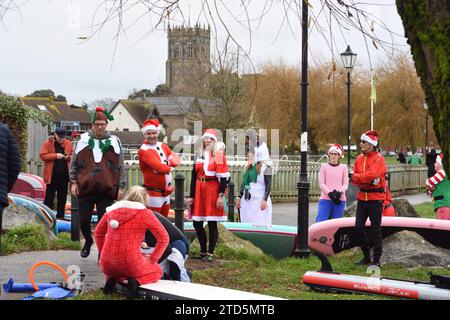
183,222,297,259
302,271,450,300
308,217,450,255
116,279,285,300
7,193,57,234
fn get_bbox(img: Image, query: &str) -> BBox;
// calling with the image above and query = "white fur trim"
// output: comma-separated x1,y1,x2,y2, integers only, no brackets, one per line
202,132,217,141
110,220,119,229
142,124,161,134
147,195,171,208
328,146,343,158
361,133,378,146
191,216,228,222
106,200,146,212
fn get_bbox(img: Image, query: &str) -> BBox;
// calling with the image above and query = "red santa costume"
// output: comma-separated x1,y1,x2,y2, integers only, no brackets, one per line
138,119,180,217
94,200,169,285
191,129,230,221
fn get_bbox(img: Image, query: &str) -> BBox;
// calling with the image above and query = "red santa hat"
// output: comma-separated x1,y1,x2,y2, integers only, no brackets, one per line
328,144,344,158
141,119,161,134
202,128,218,141
360,130,380,147
436,154,443,166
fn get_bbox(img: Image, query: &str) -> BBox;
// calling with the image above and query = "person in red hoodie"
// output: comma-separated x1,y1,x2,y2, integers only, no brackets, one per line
351,130,386,267
39,128,74,219
94,186,169,299
138,118,180,218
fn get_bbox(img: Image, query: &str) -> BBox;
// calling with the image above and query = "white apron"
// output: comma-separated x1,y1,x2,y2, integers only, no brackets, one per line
240,164,272,226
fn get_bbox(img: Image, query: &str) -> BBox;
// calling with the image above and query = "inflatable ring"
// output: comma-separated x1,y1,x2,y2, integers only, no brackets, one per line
29,261,69,291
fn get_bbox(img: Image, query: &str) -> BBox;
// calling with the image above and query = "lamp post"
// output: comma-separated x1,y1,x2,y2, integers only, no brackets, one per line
340,45,357,168
294,0,310,259
423,100,428,154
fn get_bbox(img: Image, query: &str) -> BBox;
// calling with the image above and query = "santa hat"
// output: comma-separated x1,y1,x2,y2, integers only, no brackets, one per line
92,106,114,123
436,154,443,166
360,130,380,147
141,119,162,134
328,144,344,158
202,128,218,141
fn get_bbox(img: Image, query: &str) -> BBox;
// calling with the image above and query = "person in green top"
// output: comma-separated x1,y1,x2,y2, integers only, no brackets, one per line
425,154,450,220
408,152,422,165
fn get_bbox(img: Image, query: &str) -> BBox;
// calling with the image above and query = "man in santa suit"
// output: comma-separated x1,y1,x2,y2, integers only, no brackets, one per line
138,119,180,217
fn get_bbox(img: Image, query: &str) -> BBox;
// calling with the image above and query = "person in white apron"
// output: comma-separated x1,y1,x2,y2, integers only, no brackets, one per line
236,144,273,226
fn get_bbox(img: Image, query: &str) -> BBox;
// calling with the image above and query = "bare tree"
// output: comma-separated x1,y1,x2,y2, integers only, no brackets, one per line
1,1,448,170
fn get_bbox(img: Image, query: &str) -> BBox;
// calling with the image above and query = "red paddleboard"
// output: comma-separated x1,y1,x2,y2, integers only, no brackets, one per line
308,217,450,255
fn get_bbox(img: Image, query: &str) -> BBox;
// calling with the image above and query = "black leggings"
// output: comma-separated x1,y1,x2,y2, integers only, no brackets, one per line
193,220,219,255
355,200,383,263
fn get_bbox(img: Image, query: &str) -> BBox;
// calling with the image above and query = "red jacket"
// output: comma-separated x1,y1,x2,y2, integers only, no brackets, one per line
352,151,387,201
138,141,180,192
39,137,74,184
94,201,169,285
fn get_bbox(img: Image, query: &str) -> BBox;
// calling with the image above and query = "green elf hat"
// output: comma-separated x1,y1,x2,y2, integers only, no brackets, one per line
91,106,114,123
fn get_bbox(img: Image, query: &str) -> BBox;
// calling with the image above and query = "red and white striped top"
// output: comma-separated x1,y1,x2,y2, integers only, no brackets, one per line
426,169,446,193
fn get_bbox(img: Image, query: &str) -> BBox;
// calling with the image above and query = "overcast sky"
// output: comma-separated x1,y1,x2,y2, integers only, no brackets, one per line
0,0,410,106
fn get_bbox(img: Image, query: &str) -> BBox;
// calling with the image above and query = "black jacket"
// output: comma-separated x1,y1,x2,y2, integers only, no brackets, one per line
0,123,21,206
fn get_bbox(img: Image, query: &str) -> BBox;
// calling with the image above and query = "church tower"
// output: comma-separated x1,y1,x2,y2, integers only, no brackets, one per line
166,24,211,96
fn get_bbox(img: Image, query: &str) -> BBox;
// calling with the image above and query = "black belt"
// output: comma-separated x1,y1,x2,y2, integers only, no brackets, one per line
197,177,217,182
142,185,165,194
360,188,385,193
434,195,444,201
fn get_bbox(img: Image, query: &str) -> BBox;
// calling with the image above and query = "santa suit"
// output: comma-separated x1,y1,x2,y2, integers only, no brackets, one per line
94,200,169,285
191,151,230,221
138,141,180,217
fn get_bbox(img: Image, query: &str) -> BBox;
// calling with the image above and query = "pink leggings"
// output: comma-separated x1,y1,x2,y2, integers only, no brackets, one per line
436,207,450,220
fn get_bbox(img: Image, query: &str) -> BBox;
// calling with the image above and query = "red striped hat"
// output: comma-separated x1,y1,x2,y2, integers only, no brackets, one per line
436,154,443,166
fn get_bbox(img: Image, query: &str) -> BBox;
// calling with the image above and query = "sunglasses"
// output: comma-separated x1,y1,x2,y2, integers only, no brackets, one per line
360,140,369,144
329,153,340,156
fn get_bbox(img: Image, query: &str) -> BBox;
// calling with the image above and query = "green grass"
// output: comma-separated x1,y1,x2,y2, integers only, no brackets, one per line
0,224,80,255
414,202,436,219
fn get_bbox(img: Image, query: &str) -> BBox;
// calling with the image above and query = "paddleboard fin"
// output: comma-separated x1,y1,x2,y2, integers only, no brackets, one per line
312,251,334,273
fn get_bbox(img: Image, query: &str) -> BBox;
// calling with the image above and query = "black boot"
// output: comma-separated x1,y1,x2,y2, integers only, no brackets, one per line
80,240,93,258
125,277,140,299
103,278,116,295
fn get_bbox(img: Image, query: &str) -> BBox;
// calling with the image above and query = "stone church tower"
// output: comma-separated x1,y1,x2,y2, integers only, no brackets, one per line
166,24,211,96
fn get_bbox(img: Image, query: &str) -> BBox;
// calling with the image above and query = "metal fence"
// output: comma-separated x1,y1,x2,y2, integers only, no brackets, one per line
26,160,428,201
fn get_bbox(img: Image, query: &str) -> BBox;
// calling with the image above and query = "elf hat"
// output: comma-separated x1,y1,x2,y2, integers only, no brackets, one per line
328,144,344,158
202,128,218,141
92,106,114,123
360,130,380,147
141,118,161,134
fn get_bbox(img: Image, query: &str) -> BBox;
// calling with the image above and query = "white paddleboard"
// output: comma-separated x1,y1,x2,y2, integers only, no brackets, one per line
120,280,285,300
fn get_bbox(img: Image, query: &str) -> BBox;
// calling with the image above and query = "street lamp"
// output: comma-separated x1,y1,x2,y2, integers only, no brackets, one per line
294,0,310,259
423,100,428,154
341,45,357,167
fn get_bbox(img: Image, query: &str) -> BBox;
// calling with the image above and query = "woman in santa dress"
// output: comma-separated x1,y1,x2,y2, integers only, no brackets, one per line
236,145,273,226
94,186,169,298
187,129,230,262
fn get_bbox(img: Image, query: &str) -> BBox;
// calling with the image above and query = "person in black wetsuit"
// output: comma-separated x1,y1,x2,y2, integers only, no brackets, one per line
143,212,191,281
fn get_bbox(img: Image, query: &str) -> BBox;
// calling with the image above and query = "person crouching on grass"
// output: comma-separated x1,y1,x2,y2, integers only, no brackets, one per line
94,186,169,299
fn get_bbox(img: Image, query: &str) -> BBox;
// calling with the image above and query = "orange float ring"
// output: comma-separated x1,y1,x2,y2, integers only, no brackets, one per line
29,261,69,291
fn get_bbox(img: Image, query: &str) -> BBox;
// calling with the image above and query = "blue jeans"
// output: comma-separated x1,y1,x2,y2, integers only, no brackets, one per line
316,199,345,223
